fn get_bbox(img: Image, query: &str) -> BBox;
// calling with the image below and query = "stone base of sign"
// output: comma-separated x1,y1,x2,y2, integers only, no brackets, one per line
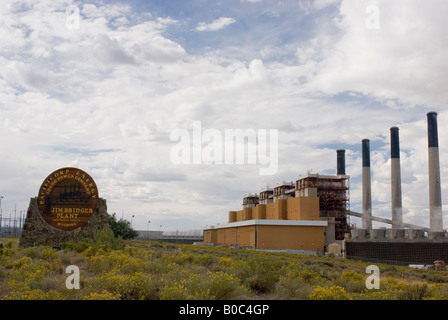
19,197,109,248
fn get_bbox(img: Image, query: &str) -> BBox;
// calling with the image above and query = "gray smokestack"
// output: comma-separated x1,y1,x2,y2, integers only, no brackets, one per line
337,149,346,175
362,139,372,230
390,127,403,228
427,112,443,232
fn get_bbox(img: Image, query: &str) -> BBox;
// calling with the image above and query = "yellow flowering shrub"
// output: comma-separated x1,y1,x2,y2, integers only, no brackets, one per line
4,289,65,300
82,290,121,300
207,271,247,300
2,239,448,300
160,284,194,300
334,270,366,294
88,271,155,300
309,285,351,300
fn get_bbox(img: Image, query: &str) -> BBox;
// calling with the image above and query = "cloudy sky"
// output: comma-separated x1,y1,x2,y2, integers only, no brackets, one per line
0,0,447,232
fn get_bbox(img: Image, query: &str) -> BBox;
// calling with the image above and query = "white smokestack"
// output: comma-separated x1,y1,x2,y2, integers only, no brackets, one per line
362,139,372,230
427,112,443,233
390,127,403,228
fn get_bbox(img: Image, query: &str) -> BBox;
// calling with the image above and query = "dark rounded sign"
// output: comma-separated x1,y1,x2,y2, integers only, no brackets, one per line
37,167,99,231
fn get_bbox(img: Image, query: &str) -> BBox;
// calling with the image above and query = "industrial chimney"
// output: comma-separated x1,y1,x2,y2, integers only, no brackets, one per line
390,127,403,228
337,149,346,175
362,139,372,230
427,112,443,233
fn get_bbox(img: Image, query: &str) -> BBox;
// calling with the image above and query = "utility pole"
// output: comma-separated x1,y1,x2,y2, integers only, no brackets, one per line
0,196,3,233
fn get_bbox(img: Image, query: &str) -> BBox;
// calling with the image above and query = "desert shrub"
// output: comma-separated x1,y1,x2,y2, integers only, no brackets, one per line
11,256,33,270
41,247,58,261
334,270,366,294
309,285,351,300
119,256,146,274
9,263,47,290
82,290,121,300
62,238,93,253
217,256,236,268
394,283,428,300
160,269,206,300
425,284,448,300
177,252,195,264
276,263,330,299
193,253,217,267
160,269,246,300
4,288,65,300
276,276,314,299
19,246,43,259
88,271,156,300
62,226,124,253
4,257,61,298
381,264,401,278
244,256,284,294
283,263,330,286
146,257,181,275
207,271,247,300
87,250,132,273
422,272,448,283
1,240,16,257
93,226,124,251
160,283,194,300
351,289,393,300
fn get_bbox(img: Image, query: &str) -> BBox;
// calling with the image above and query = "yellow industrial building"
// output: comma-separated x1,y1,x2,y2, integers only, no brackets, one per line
203,173,351,251
203,219,327,251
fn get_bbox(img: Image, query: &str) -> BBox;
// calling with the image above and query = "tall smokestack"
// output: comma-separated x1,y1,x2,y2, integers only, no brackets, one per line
427,112,443,233
390,127,403,228
362,139,372,230
337,149,346,175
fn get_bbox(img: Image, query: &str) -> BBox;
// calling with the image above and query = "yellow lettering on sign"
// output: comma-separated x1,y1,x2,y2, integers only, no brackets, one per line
56,213,79,219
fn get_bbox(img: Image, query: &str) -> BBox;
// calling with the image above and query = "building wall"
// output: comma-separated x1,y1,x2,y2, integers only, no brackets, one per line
203,229,217,243
224,228,237,246
253,205,266,219
257,225,324,250
236,226,256,247
231,196,319,223
236,210,244,222
266,199,287,220
286,197,320,220
210,194,323,250
243,207,252,220
229,211,237,223
204,224,325,251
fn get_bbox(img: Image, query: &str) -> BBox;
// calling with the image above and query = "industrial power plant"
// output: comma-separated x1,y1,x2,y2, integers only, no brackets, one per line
203,112,448,266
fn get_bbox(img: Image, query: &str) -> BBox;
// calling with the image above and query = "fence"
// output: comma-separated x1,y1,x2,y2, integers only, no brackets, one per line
0,217,24,237
345,240,448,266
136,230,203,243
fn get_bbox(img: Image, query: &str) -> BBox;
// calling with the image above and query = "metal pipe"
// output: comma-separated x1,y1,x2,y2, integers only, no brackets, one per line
362,139,372,230
427,112,443,232
390,127,403,228
337,149,346,175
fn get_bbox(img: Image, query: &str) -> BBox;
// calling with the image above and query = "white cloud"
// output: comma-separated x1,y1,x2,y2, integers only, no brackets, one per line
0,0,447,231
303,0,448,108
196,17,236,32
313,0,341,10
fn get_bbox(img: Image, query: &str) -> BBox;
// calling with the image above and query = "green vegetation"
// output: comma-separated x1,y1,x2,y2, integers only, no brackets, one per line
1,236,448,300
107,213,139,240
